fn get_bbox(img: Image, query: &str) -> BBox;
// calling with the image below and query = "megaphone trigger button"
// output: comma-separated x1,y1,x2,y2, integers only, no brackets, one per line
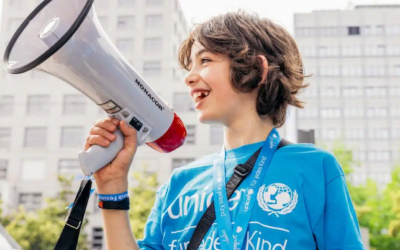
121,111,130,118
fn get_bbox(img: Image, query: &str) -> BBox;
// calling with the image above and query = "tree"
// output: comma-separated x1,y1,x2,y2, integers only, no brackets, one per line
330,141,400,250
128,170,159,240
0,176,89,250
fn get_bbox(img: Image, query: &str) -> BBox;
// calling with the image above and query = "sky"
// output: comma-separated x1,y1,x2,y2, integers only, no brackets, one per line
179,0,400,34
0,0,399,34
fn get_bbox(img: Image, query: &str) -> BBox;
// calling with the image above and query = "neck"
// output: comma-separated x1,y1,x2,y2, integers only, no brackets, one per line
223,112,274,150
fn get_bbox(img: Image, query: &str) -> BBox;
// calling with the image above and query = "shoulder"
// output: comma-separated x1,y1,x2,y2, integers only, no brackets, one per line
276,143,344,184
172,152,218,173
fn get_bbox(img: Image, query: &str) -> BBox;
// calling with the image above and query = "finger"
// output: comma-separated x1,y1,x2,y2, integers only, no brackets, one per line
119,120,137,153
84,135,111,150
93,118,119,133
89,127,117,141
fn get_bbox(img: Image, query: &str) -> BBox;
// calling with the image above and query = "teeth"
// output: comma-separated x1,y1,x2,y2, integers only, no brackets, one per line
193,91,210,103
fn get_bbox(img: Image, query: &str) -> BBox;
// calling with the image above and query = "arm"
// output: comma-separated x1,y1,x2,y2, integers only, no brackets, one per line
85,118,140,250
313,156,366,250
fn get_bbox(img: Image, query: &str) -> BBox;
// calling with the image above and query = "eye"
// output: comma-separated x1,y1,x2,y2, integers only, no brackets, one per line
201,58,211,64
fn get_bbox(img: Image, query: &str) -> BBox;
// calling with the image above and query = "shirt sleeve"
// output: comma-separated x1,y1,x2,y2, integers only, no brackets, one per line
137,181,169,250
313,166,366,249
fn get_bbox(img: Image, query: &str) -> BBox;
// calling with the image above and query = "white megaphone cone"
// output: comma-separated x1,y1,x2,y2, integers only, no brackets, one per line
3,0,187,176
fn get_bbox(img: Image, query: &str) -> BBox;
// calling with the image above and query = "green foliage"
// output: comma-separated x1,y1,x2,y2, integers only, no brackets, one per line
129,171,159,240
331,142,400,250
0,176,89,250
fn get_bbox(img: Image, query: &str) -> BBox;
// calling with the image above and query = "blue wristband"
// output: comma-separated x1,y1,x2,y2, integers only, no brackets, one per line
98,191,129,201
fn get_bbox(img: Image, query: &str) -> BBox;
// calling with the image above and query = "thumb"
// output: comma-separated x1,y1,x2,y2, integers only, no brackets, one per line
119,120,137,151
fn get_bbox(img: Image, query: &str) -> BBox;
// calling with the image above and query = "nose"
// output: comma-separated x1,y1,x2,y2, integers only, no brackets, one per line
184,69,200,86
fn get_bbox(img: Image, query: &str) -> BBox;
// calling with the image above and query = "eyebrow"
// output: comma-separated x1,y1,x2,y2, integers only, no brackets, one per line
188,48,209,66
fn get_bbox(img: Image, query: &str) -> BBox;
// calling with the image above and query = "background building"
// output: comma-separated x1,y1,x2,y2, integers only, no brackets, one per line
294,4,400,187
0,0,295,249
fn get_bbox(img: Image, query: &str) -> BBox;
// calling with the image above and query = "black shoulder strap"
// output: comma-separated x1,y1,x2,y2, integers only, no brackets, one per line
54,179,92,250
187,139,293,250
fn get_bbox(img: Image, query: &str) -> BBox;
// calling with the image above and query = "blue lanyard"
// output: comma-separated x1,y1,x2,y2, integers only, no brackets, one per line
212,128,281,250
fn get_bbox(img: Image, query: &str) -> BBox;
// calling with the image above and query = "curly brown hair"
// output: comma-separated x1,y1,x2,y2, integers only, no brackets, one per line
178,11,309,127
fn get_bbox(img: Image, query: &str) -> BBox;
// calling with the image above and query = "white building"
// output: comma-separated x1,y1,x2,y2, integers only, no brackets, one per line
0,0,296,249
294,4,400,186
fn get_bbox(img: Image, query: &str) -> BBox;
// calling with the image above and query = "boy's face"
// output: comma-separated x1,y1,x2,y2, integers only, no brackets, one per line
185,41,256,125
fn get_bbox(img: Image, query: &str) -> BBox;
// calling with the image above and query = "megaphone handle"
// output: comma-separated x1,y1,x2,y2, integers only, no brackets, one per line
78,128,124,176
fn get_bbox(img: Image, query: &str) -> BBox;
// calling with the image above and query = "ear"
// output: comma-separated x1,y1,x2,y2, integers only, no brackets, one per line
257,55,269,85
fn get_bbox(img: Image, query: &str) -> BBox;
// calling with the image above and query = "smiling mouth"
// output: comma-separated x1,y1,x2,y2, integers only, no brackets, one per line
193,91,210,104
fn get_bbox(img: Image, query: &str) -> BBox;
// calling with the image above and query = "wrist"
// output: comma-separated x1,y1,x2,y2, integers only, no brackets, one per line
96,178,128,195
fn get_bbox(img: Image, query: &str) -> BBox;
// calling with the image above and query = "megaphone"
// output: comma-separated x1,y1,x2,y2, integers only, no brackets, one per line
3,0,187,176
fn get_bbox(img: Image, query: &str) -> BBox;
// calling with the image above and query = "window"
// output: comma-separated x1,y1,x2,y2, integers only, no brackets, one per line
173,93,194,113
116,38,134,53
172,158,195,170
145,15,163,29
61,127,84,147
341,65,362,76
387,45,400,56
210,125,223,145
366,107,388,118
27,95,50,115
348,26,360,35
117,16,135,29
63,94,86,115
345,129,365,140
353,151,366,162
92,227,104,249
0,160,8,180
296,27,316,37
320,87,340,97
143,61,161,76
364,66,385,77
368,151,391,162
386,24,400,35
0,128,11,148
390,87,400,97
318,66,340,77
144,37,162,53
391,107,400,117
24,127,47,147
19,193,42,212
367,128,389,140
302,87,318,97
118,0,134,7
185,125,196,145
146,0,163,5
58,159,81,179
297,107,318,118
320,108,341,118
0,96,13,116
365,87,388,97
319,27,338,37
320,129,341,140
365,45,386,56
343,107,364,118
21,159,46,181
392,65,400,76
343,87,362,97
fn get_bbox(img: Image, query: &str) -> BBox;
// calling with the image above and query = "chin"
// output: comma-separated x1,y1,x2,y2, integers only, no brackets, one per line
197,110,221,124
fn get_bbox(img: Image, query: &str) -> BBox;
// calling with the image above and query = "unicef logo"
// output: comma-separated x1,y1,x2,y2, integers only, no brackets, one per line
257,183,298,217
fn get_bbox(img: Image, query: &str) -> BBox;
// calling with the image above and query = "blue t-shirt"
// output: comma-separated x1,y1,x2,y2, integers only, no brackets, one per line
137,142,366,250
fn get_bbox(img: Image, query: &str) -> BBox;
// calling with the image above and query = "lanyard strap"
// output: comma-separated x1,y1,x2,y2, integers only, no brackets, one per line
187,147,262,250
187,138,292,250
54,179,92,250
215,128,281,250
